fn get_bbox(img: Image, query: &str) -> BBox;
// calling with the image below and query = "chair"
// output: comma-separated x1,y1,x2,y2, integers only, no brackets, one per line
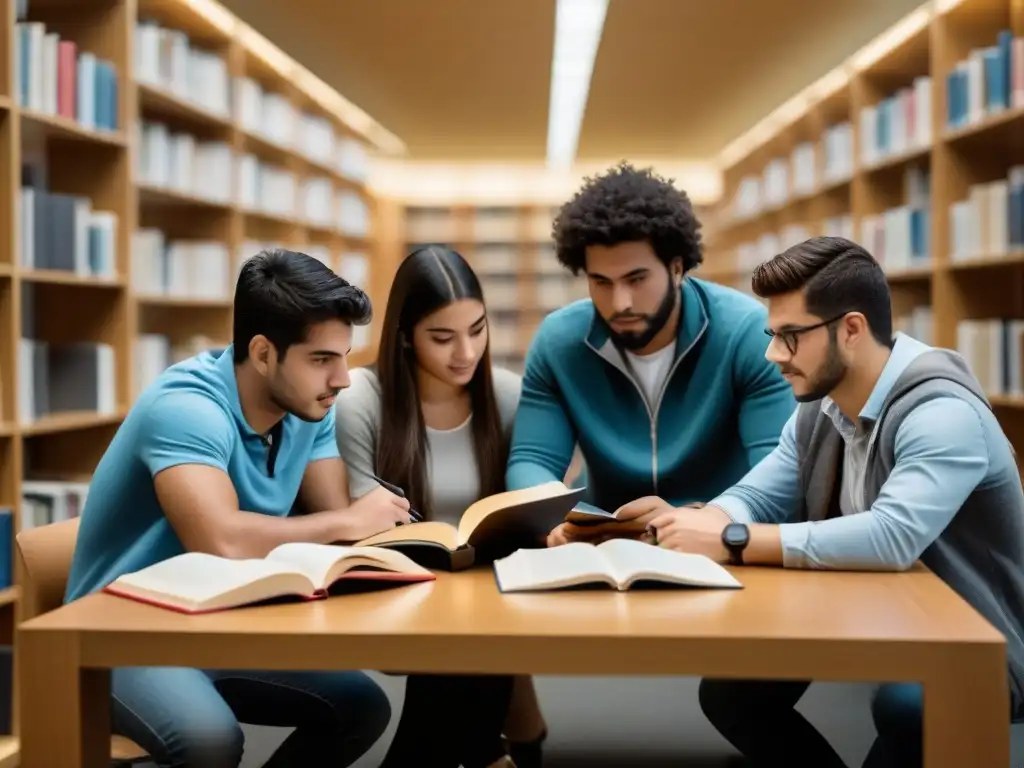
15,517,150,765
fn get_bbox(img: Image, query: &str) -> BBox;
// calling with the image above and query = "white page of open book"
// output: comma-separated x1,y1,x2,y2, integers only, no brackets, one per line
496,542,616,591
115,552,309,603
598,539,742,588
266,542,426,586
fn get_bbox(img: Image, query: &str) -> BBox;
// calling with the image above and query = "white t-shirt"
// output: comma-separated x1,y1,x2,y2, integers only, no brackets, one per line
625,343,676,408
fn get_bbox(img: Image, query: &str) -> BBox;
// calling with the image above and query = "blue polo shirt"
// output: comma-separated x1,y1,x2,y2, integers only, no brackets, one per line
64,344,340,603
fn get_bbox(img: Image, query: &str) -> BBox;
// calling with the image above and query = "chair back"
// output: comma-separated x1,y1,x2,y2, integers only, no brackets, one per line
15,517,82,622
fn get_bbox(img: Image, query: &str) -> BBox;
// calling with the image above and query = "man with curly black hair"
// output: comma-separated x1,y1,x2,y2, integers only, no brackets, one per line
506,162,796,544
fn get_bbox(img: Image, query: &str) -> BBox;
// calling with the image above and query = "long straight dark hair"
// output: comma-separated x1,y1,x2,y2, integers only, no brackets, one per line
374,245,507,520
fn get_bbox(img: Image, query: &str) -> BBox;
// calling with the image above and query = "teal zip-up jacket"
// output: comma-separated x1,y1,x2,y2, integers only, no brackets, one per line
506,277,797,512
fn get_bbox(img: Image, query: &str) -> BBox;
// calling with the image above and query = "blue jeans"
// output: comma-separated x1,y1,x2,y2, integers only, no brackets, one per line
111,666,391,767
698,678,924,767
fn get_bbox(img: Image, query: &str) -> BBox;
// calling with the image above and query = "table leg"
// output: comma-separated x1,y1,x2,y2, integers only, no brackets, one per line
18,631,110,767
923,646,1010,767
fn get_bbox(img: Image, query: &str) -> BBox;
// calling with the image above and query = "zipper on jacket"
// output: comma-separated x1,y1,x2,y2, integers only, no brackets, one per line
646,323,708,496
585,304,709,498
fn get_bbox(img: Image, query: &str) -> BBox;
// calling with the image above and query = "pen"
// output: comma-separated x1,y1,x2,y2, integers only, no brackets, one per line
371,474,423,522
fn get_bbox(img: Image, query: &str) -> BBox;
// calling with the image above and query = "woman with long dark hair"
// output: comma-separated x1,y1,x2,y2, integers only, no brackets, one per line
334,245,546,767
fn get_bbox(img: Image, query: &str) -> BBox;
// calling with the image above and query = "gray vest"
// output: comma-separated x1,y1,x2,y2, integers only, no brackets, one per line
795,349,1024,716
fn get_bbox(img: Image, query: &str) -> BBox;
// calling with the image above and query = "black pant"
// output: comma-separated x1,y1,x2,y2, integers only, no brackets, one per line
698,678,925,768
380,673,515,768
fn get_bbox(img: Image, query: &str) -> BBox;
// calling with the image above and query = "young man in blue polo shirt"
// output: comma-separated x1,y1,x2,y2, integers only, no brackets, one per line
65,249,410,767
506,162,796,536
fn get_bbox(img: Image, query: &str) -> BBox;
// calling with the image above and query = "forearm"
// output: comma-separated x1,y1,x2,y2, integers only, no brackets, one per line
507,459,564,490
212,509,343,559
728,515,916,571
774,514,920,571
740,524,784,566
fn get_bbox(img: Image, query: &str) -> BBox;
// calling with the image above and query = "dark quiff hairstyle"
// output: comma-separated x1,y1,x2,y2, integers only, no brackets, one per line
551,161,704,275
233,248,372,363
374,245,507,521
751,236,894,348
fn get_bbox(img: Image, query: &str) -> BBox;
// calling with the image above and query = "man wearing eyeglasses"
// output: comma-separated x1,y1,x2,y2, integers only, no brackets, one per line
616,235,1024,767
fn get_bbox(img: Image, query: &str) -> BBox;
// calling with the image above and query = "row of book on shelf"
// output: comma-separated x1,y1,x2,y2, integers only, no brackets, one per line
136,121,370,233
15,21,119,132
733,165,929,274
15,168,372,287
135,19,370,181
131,232,371,301
950,166,1024,261
947,29,1024,131
729,27,1024,221
730,161,1024,272
18,183,118,278
12,15,370,183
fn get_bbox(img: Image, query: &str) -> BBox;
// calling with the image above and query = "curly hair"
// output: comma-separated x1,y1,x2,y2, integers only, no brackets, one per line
551,162,704,275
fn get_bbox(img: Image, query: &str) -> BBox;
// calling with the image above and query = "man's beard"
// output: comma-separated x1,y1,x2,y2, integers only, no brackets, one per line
785,335,848,403
268,378,334,423
605,281,678,352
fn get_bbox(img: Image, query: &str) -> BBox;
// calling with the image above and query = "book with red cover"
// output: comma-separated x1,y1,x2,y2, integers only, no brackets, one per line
103,542,435,614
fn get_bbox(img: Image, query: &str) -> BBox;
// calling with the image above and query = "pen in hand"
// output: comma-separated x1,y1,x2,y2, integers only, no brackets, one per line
371,474,423,522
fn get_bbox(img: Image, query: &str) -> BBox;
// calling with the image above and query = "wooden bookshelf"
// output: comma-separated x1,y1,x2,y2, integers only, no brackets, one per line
0,0,400,760
706,0,1024,466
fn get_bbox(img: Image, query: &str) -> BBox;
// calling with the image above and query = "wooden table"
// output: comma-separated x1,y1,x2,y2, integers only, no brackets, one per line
17,565,1010,767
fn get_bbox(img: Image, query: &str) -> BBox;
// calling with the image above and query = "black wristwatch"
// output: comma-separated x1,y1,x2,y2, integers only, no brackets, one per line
721,523,750,565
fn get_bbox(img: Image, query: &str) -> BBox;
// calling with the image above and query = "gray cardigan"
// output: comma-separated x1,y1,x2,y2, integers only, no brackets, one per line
796,347,1024,717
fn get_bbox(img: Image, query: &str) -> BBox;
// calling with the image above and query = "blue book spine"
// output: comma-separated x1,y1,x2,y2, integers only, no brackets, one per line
1009,169,1024,250
0,510,13,590
109,63,118,129
18,26,29,108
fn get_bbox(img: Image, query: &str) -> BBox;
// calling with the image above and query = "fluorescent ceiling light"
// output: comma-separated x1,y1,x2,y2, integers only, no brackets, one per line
546,0,609,170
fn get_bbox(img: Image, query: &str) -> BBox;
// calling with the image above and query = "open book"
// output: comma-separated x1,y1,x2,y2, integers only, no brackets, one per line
356,481,587,570
103,543,436,614
493,538,743,593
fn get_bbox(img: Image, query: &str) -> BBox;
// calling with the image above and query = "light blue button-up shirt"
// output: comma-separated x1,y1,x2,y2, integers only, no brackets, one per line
711,333,1007,571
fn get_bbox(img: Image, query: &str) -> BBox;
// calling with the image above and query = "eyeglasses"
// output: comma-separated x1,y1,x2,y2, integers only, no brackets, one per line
764,313,848,356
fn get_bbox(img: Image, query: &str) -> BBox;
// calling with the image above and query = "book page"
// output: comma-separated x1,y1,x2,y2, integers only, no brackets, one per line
109,552,311,605
598,539,743,588
493,542,615,592
266,542,429,586
356,520,460,550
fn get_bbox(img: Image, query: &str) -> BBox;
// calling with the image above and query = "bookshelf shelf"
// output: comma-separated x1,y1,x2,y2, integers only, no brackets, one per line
19,109,126,146
138,81,233,130
20,410,127,437
0,0,399,757
709,0,1024,477
18,268,123,287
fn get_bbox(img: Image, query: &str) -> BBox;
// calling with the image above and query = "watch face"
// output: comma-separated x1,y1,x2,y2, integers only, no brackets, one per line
723,523,748,547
